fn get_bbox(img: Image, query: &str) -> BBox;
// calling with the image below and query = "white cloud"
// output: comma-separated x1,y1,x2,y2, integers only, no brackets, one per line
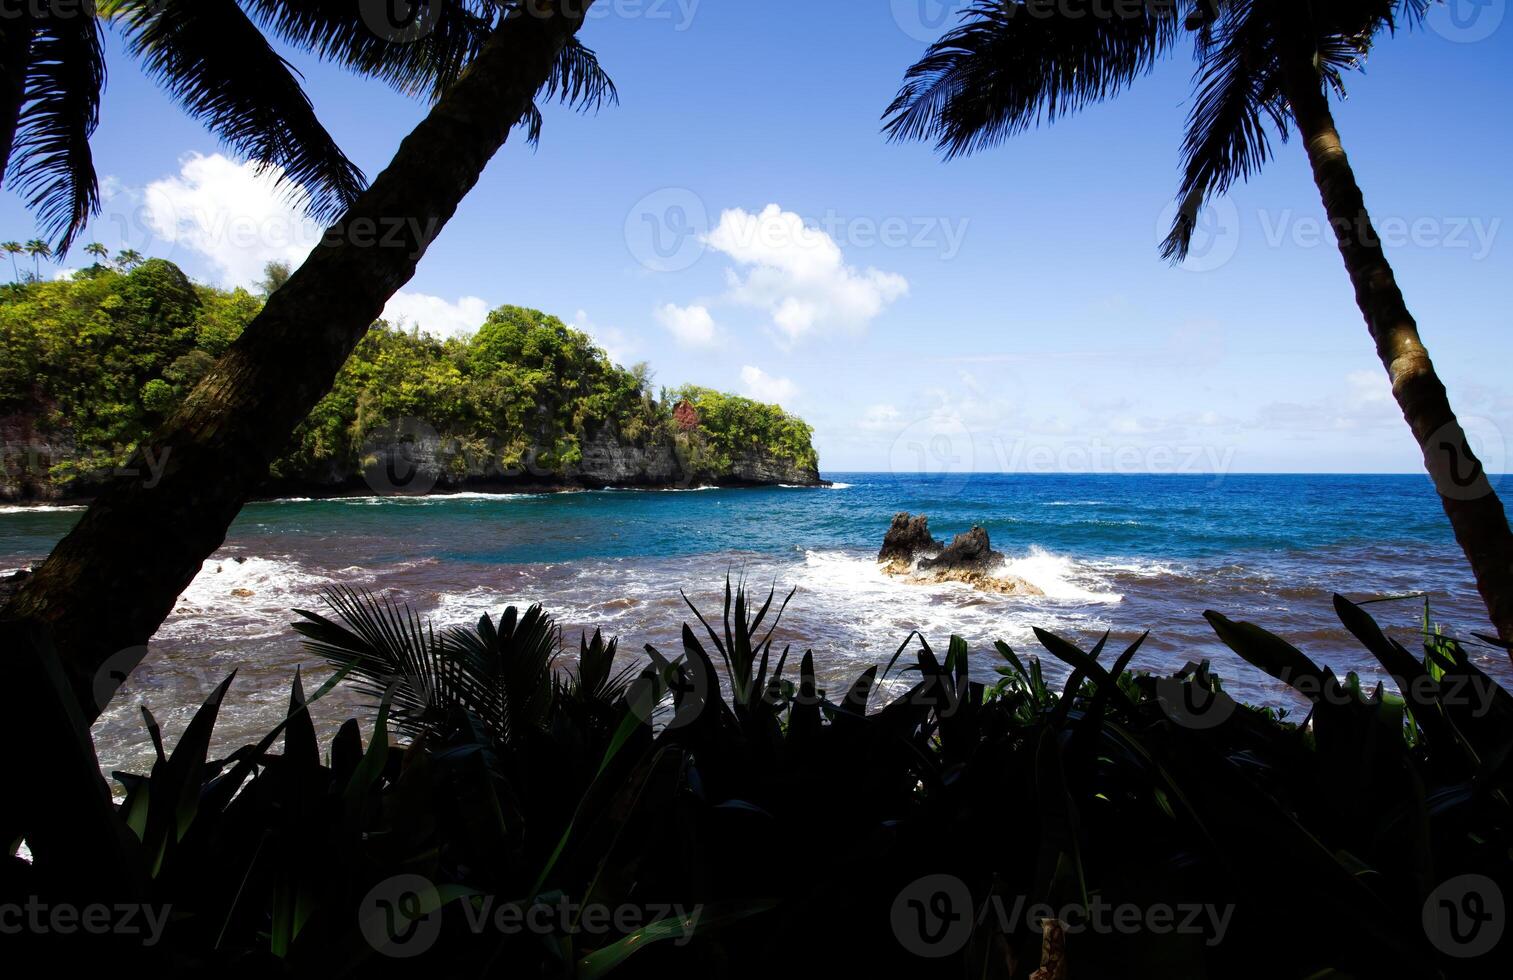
1345,368,1392,408
858,403,902,430
739,365,799,405
141,153,322,288
656,303,719,348
571,309,637,365
704,204,908,344
383,291,490,339
1254,370,1401,433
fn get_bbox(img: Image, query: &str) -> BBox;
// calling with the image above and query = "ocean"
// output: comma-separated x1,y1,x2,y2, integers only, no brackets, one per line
3,472,1509,777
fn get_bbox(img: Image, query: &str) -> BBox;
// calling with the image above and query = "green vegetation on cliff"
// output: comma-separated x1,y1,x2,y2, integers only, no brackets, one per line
0,260,819,495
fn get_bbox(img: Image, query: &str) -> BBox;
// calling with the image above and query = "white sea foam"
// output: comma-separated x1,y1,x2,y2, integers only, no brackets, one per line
1001,546,1123,602
322,492,539,506
594,485,720,493
159,552,372,642
0,503,86,514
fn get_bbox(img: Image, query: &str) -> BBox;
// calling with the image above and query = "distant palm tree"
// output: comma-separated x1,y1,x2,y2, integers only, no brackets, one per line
113,248,143,271
2,241,21,281
83,241,109,264
885,0,1513,644
24,237,49,277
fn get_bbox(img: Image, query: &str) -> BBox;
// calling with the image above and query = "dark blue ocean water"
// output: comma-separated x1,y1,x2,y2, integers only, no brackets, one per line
2,473,1507,774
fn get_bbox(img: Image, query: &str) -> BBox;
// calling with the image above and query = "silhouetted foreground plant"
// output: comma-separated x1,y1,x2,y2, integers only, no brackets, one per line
3,582,1511,976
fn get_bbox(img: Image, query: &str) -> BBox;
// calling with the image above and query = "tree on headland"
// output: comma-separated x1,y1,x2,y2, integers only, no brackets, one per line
2,241,21,281
83,241,108,264
257,260,291,298
885,0,1513,646
113,248,143,271
3,1,614,722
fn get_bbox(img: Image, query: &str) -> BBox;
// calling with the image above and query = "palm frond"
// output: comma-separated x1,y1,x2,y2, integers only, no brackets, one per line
1162,1,1285,261
6,6,102,254
441,604,559,745
294,587,568,747
242,0,502,100
514,36,618,145
292,586,453,737
105,0,365,223
561,628,638,706
884,0,1186,158
0,6,35,184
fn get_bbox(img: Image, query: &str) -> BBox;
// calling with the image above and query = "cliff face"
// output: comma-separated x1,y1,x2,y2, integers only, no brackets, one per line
273,422,824,499
1,411,825,503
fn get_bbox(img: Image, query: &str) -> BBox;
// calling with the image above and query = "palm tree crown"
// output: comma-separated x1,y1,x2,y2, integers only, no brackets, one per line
884,0,1427,260
1,1,615,254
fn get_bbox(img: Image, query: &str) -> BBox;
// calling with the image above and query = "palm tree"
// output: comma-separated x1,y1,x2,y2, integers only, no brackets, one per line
3,1,613,722
3,2,609,256
113,248,143,271
2,241,21,281
885,0,1513,645
83,241,108,264
2,0,364,254
24,237,49,277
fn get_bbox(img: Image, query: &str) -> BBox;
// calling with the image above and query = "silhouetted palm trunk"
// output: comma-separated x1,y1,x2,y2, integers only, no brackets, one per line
1283,44,1513,646
2,3,594,720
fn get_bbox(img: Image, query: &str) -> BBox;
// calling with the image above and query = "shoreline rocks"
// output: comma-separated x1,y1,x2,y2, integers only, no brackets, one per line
878,512,1041,596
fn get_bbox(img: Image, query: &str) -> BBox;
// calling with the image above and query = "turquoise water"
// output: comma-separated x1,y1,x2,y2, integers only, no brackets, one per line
2,473,1507,775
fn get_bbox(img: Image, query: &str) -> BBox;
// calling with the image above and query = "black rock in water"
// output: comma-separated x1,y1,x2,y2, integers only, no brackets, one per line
919,526,1003,574
879,512,941,565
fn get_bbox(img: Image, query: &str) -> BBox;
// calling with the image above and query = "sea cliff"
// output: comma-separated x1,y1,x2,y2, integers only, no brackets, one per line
0,261,824,502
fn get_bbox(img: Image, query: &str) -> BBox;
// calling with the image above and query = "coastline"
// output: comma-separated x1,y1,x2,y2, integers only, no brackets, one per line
0,472,835,511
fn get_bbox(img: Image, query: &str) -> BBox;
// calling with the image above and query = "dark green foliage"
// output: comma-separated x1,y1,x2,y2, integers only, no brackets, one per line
0,262,821,494
8,584,1509,975
671,385,819,474
0,259,259,484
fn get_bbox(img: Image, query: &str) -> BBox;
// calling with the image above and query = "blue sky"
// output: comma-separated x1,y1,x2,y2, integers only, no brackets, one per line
4,2,1511,475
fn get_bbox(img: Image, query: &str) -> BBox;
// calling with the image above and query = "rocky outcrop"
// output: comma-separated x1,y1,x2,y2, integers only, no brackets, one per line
921,526,1001,574
879,512,941,569
878,513,1040,596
